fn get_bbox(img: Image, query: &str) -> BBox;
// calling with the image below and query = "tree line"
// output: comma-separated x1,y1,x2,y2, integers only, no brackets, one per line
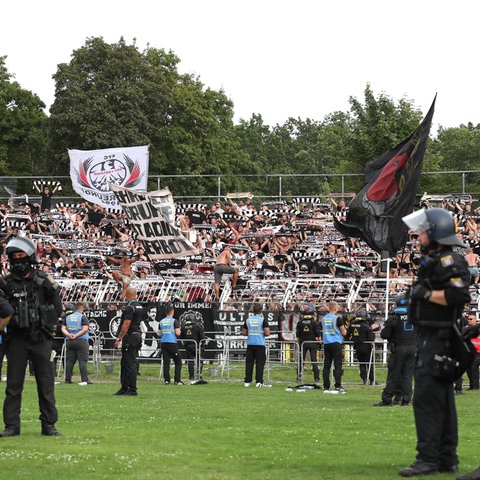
1,37,480,200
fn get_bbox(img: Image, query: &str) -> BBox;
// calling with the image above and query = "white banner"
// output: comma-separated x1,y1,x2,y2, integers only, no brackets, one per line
147,188,176,225
110,184,199,260
69,145,149,209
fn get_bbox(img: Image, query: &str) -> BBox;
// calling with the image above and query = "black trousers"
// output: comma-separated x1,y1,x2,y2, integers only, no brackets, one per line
322,342,343,389
354,343,374,383
298,342,320,381
65,338,89,382
120,332,142,391
0,341,5,379
245,345,267,383
413,359,458,465
382,345,416,403
3,334,58,431
467,353,480,389
184,346,202,380
161,343,182,383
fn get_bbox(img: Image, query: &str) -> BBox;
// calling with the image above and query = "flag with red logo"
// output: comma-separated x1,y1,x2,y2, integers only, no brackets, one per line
334,97,436,256
69,145,149,209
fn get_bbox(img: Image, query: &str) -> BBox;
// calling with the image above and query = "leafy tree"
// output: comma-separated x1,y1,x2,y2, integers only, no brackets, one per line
48,37,251,200
49,37,171,174
426,123,480,194
0,56,48,177
347,84,423,170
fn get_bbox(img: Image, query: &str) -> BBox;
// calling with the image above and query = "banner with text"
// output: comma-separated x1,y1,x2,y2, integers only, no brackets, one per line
110,184,199,260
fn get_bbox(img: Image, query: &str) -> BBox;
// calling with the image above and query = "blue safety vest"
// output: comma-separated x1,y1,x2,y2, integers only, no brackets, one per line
66,311,89,340
246,314,266,346
322,313,343,344
160,317,177,343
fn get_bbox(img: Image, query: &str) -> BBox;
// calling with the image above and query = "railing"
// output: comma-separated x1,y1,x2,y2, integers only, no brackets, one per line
56,276,416,312
2,170,480,204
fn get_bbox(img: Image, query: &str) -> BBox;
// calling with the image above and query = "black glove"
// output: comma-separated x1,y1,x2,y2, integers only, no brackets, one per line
462,324,480,340
411,284,432,300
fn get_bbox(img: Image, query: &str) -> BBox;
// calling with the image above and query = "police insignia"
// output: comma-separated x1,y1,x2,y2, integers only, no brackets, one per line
441,255,454,267
450,277,464,287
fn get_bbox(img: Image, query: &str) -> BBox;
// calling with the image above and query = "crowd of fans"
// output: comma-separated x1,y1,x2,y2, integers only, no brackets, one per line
1,189,480,310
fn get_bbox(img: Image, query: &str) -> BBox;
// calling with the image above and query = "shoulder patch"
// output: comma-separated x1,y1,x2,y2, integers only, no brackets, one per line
441,255,454,267
449,277,464,288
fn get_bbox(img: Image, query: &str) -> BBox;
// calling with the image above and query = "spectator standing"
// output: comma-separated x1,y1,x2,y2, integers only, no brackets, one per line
296,304,321,383
321,301,347,393
106,253,138,298
0,237,63,437
34,183,59,212
242,302,271,387
158,304,183,385
61,302,92,386
213,245,239,299
466,310,480,390
113,287,144,396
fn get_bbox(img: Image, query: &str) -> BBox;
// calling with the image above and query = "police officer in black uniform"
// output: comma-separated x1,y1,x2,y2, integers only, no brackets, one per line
374,292,416,406
0,237,63,437
114,286,144,396
346,309,376,385
399,208,470,477
180,313,206,381
296,304,321,383
0,297,15,380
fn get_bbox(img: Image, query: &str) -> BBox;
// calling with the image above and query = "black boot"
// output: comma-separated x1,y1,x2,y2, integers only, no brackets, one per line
41,424,62,436
457,467,480,480
399,460,438,477
0,427,20,437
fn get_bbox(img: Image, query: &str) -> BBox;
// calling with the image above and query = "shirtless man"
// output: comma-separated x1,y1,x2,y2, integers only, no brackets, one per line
213,245,239,299
106,253,139,297
465,247,480,284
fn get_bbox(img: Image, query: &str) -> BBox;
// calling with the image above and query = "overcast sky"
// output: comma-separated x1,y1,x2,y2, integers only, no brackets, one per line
2,0,479,132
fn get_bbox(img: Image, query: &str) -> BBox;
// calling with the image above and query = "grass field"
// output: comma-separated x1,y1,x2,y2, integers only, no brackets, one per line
1,363,479,480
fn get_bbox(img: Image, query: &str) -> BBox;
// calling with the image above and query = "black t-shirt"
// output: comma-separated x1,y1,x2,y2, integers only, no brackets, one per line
119,300,144,334
314,258,331,275
186,210,206,225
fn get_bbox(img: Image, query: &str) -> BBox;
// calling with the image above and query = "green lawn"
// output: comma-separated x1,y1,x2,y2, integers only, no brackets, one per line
0,364,479,480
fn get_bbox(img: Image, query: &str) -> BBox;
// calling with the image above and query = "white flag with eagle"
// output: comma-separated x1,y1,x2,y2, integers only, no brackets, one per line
68,145,149,209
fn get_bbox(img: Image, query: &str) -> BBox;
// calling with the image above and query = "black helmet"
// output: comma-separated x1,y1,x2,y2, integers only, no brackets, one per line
184,313,196,323
403,208,465,247
395,293,408,314
6,237,38,275
6,236,37,263
425,208,465,247
304,303,314,314
355,309,368,321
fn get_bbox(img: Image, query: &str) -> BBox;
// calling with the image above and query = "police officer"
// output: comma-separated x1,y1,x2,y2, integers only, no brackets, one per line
0,237,63,437
346,309,375,385
295,304,321,383
0,300,14,381
180,312,206,382
114,287,143,396
399,208,470,477
374,292,416,406
61,302,91,385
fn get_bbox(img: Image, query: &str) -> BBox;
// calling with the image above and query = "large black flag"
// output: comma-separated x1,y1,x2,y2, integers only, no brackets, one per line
334,96,436,256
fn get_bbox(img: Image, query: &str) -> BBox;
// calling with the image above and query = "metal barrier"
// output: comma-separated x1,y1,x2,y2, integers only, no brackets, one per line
192,337,385,386
56,276,416,313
